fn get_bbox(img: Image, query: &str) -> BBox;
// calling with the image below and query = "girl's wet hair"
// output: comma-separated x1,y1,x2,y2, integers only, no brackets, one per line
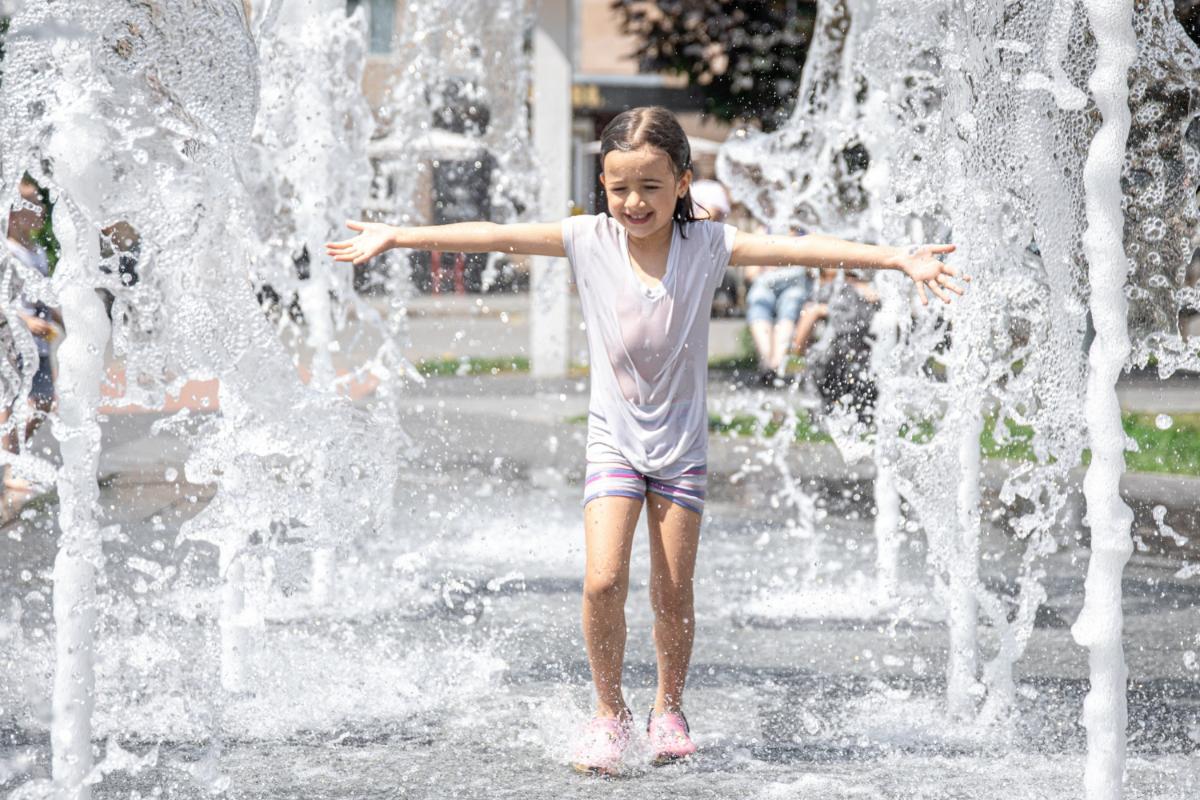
599,106,697,232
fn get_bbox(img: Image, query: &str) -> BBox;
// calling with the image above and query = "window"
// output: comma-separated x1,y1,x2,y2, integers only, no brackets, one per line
348,0,395,54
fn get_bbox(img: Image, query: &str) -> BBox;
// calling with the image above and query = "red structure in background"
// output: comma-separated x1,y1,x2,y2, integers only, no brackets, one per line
429,251,467,295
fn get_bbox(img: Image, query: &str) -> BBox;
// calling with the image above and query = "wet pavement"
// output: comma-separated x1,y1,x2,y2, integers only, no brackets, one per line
1,366,1199,798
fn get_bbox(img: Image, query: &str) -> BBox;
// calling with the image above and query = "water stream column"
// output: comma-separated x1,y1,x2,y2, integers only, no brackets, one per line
531,0,572,378
50,209,112,800
1072,1,1137,797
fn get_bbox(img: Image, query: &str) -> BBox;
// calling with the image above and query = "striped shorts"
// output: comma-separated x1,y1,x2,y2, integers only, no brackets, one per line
582,461,707,516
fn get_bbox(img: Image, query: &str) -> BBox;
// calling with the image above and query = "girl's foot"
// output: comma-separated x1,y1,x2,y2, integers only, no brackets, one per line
571,715,632,776
647,709,697,765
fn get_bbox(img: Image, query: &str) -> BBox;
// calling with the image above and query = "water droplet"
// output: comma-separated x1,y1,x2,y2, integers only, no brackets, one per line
1155,414,1173,430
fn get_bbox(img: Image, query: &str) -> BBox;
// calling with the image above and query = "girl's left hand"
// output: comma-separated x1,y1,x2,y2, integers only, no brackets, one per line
326,220,398,265
895,244,969,305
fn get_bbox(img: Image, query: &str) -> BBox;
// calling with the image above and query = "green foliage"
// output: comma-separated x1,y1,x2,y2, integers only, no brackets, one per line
28,179,60,273
610,1,816,130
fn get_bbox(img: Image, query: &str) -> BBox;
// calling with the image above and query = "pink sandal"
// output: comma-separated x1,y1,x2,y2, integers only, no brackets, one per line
571,715,633,776
647,709,697,764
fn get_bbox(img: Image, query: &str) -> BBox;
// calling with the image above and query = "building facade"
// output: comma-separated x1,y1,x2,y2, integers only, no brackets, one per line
351,0,732,221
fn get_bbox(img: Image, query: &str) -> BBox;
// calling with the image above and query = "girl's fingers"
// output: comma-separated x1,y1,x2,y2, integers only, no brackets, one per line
916,282,929,306
346,220,366,231
937,273,967,295
928,243,956,254
928,280,951,304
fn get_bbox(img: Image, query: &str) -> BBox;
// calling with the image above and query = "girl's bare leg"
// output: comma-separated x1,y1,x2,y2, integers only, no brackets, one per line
646,495,701,713
582,495,642,719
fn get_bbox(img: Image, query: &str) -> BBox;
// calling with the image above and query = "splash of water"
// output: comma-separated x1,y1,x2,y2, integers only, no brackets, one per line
720,2,1196,788
1,2,402,795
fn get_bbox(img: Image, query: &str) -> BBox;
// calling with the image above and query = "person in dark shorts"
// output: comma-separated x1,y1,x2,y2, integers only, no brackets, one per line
793,267,880,422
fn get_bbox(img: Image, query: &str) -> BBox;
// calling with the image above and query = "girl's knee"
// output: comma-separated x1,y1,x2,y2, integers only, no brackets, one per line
650,579,694,619
584,571,629,604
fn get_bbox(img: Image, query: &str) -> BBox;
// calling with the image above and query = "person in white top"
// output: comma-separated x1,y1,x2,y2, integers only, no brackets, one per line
328,106,966,774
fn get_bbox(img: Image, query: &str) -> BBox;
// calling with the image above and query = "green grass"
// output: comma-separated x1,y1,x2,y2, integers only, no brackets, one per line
449,350,1200,478
415,356,530,377
700,408,1200,477
978,412,1200,476
1119,412,1200,476
417,351,786,377
980,415,1037,461
708,412,831,443
706,353,760,373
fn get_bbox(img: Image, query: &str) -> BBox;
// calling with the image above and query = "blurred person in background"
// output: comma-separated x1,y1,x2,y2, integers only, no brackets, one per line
792,267,879,421
742,225,813,388
3,176,61,502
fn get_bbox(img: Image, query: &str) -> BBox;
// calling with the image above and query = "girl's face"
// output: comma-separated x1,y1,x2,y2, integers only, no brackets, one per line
600,146,692,241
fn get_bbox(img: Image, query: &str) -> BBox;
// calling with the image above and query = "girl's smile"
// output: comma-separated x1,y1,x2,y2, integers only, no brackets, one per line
600,146,691,241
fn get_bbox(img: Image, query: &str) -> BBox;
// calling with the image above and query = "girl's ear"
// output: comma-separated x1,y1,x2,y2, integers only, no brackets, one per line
677,169,693,198
599,172,607,189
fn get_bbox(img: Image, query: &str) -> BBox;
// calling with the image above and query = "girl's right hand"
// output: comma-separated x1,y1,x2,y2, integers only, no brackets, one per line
325,221,398,265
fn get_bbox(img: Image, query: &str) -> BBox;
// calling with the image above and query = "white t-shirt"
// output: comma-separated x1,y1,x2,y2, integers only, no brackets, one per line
562,214,738,479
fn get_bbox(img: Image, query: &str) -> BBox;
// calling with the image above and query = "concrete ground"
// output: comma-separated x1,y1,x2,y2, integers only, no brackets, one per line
3,362,1198,799
391,292,1200,414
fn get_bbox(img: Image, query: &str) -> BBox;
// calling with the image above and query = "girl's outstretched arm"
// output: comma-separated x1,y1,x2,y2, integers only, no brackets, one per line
731,232,967,305
325,220,566,265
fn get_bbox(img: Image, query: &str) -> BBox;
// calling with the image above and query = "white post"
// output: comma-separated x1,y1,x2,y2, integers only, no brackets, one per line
50,210,112,800
220,554,251,693
873,462,901,602
947,410,982,718
531,0,572,377
1072,2,1137,797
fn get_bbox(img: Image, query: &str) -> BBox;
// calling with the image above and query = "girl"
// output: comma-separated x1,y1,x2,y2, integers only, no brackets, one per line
327,106,964,775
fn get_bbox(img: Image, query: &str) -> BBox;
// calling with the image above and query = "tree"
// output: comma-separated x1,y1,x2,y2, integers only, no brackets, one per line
610,1,816,131
614,2,1200,131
